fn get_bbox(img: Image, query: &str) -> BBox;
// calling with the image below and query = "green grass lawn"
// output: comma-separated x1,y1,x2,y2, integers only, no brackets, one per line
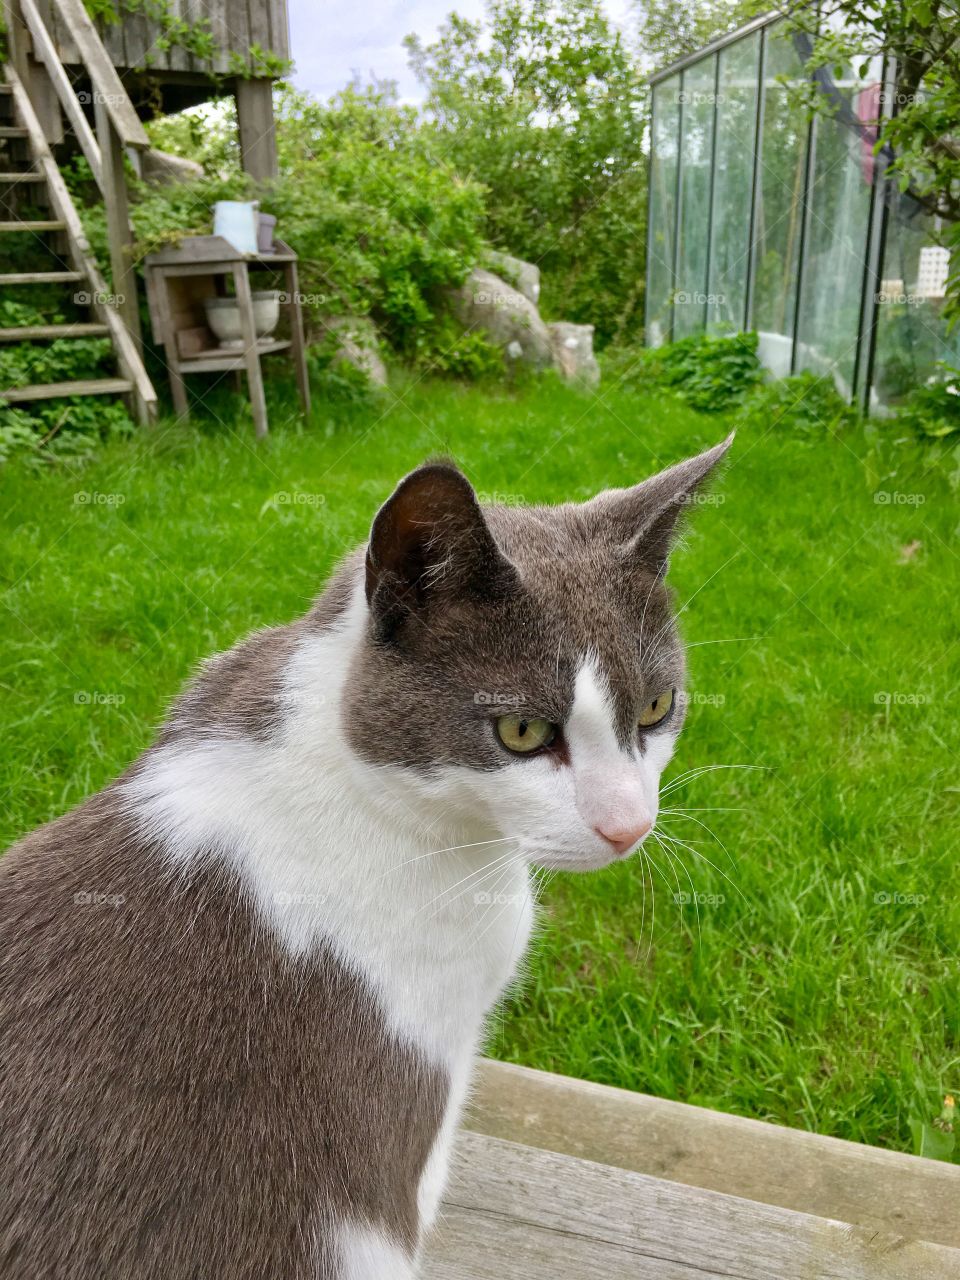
2,372,957,1154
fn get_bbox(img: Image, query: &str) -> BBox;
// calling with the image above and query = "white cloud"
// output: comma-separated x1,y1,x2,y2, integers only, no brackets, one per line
287,0,632,104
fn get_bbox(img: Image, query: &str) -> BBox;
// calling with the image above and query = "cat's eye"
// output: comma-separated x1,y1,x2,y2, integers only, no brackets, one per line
638,689,674,729
496,715,557,755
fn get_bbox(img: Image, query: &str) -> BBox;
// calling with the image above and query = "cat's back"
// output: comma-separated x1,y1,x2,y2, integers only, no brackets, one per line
0,787,443,1279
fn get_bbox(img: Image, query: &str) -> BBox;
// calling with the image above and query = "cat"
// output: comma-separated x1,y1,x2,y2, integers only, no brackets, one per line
0,435,731,1280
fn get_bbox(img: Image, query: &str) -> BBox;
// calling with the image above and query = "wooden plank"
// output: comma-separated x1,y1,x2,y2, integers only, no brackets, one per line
0,271,83,283
235,77,277,182
0,377,132,402
93,92,142,351
0,126,30,137
466,1061,960,1251
177,338,291,372
0,219,64,230
46,0,150,149
233,261,268,437
0,324,109,340
0,172,45,182
19,0,103,187
6,66,157,425
421,1131,960,1280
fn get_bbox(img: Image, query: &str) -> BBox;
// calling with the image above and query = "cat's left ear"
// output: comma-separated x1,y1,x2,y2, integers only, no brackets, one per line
589,433,734,576
366,461,517,640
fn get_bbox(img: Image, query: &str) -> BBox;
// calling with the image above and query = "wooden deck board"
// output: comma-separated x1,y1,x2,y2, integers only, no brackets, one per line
422,1131,960,1280
464,1060,960,1250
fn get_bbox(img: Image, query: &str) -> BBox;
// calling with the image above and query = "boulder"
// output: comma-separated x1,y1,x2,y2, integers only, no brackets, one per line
322,315,387,387
483,250,541,307
447,268,554,371
141,149,204,186
548,322,600,387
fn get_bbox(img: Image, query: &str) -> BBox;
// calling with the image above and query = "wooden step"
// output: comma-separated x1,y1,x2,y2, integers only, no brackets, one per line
0,220,64,232
0,324,110,342
0,378,131,403
0,171,43,183
0,271,83,284
0,126,28,138
423,1130,960,1280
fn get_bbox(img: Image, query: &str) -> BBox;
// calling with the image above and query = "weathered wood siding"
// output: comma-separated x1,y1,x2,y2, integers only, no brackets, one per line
37,0,289,78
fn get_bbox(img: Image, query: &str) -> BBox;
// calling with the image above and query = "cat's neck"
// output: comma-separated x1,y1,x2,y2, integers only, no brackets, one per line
120,579,534,1067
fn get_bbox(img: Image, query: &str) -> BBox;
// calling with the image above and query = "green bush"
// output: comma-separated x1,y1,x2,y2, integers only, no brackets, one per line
611,332,764,412
739,371,855,433
898,370,960,442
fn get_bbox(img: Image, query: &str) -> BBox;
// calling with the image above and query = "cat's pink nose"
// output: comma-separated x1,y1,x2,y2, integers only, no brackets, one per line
594,819,651,855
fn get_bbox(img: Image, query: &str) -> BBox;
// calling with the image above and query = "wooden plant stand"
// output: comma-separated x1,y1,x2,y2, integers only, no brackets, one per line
144,235,310,438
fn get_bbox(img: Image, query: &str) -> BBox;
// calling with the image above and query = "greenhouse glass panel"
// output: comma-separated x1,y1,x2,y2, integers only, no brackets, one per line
674,55,717,338
794,58,879,394
646,76,681,346
707,31,760,333
751,23,807,365
871,196,960,410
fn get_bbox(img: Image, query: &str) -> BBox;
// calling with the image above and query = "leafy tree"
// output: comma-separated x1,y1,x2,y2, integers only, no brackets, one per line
631,0,756,72
405,0,648,345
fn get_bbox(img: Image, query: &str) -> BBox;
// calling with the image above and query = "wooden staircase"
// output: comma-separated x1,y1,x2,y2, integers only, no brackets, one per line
0,0,157,424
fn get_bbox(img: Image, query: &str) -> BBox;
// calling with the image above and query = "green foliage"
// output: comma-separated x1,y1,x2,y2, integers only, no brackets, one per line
618,332,764,411
911,1095,957,1164
406,0,648,346
898,370,960,442
740,372,856,434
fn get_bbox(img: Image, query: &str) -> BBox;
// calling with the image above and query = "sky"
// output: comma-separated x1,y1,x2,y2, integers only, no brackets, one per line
287,0,634,104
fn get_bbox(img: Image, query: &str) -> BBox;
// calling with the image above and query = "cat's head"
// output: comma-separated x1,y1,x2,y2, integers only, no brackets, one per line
343,439,732,871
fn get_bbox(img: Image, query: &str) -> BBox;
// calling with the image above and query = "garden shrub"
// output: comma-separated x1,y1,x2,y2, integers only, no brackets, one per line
739,371,856,433
609,332,764,412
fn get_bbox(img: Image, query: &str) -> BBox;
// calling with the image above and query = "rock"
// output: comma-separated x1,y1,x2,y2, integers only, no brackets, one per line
447,268,554,371
322,315,387,387
548,322,600,387
483,250,541,307
141,149,204,186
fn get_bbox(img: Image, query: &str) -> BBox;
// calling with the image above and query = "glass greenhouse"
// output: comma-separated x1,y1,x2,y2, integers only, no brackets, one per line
646,13,959,411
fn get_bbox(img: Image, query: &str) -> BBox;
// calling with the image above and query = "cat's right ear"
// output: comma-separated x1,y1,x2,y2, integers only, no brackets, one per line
365,462,516,640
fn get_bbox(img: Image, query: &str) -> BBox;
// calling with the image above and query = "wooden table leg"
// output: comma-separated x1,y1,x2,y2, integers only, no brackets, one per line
286,262,311,418
233,263,268,438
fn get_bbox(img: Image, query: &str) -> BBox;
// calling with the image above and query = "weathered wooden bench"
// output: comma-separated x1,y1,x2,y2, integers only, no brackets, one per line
422,1060,960,1279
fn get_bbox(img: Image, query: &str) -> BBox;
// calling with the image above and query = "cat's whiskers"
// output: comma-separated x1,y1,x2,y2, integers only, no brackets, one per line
418,846,523,921
378,835,519,881
651,829,703,951
660,762,765,797
658,808,739,871
653,827,745,902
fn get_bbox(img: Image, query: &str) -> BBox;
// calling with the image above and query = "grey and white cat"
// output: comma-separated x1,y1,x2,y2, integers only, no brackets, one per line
0,436,730,1279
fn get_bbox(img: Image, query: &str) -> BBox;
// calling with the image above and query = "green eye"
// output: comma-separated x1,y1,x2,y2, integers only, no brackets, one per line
638,689,674,729
496,715,557,755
